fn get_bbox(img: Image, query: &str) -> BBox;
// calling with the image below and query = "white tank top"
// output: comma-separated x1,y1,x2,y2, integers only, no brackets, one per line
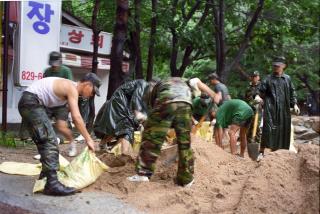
26,77,71,108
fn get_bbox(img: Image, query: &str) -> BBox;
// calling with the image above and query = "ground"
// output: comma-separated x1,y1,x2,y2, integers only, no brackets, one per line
0,135,319,214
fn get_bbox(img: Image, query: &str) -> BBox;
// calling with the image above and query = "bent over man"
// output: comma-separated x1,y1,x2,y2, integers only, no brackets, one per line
128,77,221,187
18,73,101,196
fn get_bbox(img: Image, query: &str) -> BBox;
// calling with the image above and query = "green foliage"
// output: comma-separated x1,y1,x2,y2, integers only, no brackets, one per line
0,131,29,148
63,0,319,102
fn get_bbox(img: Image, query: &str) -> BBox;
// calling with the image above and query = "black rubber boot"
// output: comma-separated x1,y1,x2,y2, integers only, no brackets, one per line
43,171,77,196
38,171,46,180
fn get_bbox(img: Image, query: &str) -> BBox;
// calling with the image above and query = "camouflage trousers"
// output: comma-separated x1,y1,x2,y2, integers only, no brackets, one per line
18,92,60,173
136,102,194,185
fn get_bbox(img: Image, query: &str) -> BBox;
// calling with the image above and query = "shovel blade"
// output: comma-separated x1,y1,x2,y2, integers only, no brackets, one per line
247,143,260,160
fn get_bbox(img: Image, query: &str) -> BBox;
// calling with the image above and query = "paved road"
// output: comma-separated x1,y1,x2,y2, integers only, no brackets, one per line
0,173,142,214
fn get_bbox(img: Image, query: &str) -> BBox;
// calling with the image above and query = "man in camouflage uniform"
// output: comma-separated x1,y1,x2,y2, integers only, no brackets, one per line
244,71,262,144
127,77,220,187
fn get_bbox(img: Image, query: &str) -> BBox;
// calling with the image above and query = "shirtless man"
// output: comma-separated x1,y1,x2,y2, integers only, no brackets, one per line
18,73,101,196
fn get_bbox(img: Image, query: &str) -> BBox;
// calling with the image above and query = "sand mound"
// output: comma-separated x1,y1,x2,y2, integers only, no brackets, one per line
87,138,319,214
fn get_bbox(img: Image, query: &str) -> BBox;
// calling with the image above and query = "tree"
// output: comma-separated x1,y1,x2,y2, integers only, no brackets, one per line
107,0,129,99
211,0,265,82
146,0,158,81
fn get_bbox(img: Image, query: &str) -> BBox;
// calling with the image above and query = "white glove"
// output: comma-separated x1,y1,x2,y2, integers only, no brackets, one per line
193,120,199,125
294,104,300,115
254,95,263,103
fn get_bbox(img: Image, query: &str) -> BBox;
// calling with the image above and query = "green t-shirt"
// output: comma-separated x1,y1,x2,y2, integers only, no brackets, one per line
192,97,213,119
216,99,253,128
44,65,73,80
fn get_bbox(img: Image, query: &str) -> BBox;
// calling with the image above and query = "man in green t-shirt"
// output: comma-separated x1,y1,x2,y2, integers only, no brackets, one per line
44,52,73,80
215,99,254,157
43,51,77,156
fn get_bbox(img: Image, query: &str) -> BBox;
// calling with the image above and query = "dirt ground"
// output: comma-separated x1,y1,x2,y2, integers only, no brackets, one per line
0,136,319,214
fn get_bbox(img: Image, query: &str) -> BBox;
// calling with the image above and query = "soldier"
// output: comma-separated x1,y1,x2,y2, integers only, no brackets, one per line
127,77,221,187
214,99,254,157
18,73,101,196
257,56,300,161
244,71,262,144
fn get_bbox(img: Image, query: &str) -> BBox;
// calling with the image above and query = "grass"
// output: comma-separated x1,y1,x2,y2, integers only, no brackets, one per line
0,131,32,148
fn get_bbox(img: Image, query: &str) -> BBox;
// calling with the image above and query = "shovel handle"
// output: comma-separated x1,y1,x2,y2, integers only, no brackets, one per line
252,112,259,138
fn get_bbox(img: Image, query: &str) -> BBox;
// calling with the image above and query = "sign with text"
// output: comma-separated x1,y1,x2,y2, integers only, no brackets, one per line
60,24,112,55
18,0,61,86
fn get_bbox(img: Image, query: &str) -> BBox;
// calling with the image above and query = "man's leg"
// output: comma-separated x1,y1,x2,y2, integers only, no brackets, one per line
239,126,248,157
214,126,223,148
228,125,240,155
173,103,194,186
18,96,76,196
135,105,172,178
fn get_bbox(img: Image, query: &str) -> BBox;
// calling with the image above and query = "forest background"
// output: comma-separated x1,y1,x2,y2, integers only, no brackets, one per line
63,0,319,114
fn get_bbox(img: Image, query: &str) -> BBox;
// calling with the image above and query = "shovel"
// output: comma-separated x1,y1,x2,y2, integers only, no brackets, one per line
191,116,206,134
247,110,260,160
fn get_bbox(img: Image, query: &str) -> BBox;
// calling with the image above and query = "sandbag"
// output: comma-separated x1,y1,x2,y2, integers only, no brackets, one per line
33,148,108,193
0,155,70,176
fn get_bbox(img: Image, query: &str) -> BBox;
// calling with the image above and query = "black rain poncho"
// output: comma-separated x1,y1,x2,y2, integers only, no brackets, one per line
94,80,148,143
259,73,297,150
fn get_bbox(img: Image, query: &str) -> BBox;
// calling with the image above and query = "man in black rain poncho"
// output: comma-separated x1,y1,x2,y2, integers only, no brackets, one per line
256,56,300,161
94,80,149,156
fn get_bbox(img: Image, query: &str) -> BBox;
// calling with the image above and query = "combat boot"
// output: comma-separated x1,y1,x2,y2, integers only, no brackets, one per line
43,171,77,196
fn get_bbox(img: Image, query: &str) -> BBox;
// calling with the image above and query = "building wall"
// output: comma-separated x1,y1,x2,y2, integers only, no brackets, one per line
0,64,110,124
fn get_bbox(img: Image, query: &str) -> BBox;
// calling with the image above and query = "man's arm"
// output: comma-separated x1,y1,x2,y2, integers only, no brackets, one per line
196,80,222,104
66,85,95,151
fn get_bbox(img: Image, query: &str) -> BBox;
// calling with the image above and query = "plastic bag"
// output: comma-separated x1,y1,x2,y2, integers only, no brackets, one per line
0,155,70,176
33,148,108,193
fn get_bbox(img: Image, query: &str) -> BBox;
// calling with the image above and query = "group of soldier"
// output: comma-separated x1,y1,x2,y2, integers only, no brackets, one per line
18,51,299,196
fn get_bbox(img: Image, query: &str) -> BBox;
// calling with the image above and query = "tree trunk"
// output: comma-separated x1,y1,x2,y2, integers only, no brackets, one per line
130,0,143,79
107,0,129,99
212,0,264,82
170,0,179,77
87,0,100,132
146,0,157,81
92,0,100,73
224,0,264,80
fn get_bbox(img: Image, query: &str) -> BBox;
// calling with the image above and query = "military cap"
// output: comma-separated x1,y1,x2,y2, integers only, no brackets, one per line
272,56,287,66
251,71,260,76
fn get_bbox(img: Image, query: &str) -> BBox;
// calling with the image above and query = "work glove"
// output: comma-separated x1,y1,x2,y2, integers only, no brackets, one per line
294,104,300,115
254,95,263,104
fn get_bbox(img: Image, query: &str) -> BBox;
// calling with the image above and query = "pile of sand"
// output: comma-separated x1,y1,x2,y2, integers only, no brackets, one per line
87,137,319,214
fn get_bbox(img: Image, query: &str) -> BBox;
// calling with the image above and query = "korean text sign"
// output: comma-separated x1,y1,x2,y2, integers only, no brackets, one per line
60,24,112,55
19,0,61,86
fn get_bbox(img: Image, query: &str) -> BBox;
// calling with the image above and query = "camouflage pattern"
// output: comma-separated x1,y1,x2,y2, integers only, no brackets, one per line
136,102,194,186
18,92,60,172
244,82,262,143
151,77,192,107
136,78,196,185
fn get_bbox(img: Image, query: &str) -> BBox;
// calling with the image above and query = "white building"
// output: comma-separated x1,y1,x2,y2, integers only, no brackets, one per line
0,1,129,126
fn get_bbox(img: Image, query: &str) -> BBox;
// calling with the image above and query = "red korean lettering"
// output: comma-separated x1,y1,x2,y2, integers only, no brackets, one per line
68,30,84,44
91,35,104,48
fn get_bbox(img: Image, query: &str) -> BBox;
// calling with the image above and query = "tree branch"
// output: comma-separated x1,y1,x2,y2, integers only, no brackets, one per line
225,0,264,74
